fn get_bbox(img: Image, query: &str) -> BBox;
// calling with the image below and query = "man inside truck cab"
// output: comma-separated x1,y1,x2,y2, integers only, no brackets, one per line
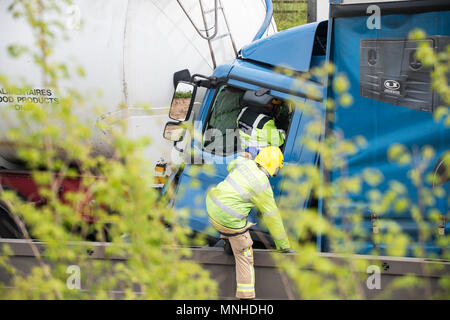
203,86,292,157
237,89,286,158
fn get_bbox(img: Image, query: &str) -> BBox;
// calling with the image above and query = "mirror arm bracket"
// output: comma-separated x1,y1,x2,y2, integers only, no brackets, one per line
191,74,223,89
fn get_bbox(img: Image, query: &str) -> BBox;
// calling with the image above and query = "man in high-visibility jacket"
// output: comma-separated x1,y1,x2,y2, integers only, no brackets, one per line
237,99,286,158
206,146,291,299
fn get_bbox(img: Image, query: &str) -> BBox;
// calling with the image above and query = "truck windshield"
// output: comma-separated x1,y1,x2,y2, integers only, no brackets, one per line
202,85,294,156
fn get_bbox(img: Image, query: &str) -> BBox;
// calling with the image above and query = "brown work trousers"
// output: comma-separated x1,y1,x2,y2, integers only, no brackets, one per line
211,220,255,299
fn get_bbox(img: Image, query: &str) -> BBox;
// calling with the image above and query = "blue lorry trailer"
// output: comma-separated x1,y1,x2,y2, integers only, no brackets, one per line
164,0,450,257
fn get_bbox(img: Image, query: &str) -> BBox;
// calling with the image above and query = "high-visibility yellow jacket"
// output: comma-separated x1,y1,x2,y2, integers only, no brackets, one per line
236,107,285,150
206,156,291,250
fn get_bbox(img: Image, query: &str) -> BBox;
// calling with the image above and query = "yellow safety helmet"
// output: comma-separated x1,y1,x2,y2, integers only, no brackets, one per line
255,146,284,177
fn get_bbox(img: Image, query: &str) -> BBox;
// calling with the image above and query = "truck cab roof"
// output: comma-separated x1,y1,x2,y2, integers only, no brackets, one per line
239,21,328,74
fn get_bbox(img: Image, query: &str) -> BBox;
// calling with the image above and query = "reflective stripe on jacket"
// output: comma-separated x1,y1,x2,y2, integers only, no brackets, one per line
236,107,286,149
206,156,291,250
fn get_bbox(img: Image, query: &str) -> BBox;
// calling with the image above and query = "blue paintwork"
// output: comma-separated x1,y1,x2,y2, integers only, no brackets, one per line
228,60,323,100
171,52,323,236
326,10,450,256
167,4,449,257
241,21,327,73
173,98,321,236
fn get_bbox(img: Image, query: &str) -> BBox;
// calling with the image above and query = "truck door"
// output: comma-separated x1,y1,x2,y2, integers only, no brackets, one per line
171,83,299,245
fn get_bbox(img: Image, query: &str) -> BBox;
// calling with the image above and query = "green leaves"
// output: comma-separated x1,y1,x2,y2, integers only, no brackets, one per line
7,44,28,57
333,74,350,94
270,40,450,299
388,144,412,166
0,0,217,300
362,168,383,187
0,3,448,301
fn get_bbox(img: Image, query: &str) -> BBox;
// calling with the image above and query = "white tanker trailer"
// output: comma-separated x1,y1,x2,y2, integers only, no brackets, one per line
0,0,276,170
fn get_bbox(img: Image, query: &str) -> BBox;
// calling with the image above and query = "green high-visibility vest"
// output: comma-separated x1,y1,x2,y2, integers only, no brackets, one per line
206,156,291,250
236,107,286,149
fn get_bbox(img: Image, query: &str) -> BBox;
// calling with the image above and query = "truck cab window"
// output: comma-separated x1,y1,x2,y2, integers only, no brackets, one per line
203,85,294,156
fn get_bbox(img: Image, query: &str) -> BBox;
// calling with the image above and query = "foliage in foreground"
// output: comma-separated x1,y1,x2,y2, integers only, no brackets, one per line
0,0,217,299
266,29,450,299
0,0,448,300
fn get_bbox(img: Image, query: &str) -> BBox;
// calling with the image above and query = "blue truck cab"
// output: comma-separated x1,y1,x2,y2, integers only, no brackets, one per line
164,0,450,256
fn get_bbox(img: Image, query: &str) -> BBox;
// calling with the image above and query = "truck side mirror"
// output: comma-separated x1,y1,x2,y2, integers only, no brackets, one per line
173,69,191,89
169,81,196,122
163,121,186,142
